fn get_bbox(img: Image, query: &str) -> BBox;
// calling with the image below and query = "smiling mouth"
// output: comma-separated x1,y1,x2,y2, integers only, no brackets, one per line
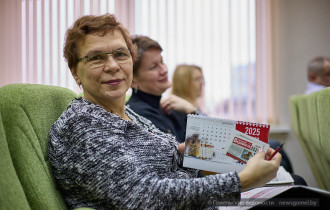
159,78,168,82
104,79,123,86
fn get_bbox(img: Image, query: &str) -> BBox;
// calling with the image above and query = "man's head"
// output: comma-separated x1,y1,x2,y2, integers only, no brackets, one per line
307,56,330,87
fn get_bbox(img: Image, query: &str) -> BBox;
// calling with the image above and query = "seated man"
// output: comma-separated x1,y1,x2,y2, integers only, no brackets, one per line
305,56,330,94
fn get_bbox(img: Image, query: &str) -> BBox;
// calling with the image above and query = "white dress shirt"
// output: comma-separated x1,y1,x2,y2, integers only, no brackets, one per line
304,82,326,94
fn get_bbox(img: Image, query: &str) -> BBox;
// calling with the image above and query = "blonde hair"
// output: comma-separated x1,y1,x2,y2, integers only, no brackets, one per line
172,64,202,104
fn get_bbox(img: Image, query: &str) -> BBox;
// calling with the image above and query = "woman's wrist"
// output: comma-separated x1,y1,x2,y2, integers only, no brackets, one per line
187,106,198,114
177,143,186,155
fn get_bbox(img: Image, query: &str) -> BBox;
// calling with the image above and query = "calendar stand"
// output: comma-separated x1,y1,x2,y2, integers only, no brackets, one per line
183,115,270,173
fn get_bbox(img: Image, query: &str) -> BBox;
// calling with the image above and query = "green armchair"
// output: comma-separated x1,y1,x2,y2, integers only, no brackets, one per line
0,84,92,210
289,87,330,191
0,112,31,209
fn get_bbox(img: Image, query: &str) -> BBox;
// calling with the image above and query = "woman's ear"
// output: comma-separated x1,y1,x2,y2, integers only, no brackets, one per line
131,78,138,89
70,68,81,86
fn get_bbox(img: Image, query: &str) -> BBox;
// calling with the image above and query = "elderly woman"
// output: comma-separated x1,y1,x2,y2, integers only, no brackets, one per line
48,14,281,209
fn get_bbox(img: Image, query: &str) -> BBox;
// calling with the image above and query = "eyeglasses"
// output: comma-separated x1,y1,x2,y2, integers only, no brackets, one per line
78,48,131,69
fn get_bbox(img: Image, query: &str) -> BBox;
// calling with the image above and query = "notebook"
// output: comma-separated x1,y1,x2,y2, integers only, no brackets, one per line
183,114,270,173
266,166,294,185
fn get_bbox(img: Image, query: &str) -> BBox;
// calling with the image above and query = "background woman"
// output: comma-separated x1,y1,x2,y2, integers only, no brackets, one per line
170,64,306,179
126,35,197,143
171,64,205,115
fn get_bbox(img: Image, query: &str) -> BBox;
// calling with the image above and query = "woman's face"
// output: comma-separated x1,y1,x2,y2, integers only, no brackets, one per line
72,30,133,105
192,68,204,98
133,48,171,96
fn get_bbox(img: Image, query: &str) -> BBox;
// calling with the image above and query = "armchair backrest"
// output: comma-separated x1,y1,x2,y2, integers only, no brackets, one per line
0,112,31,209
317,87,330,160
289,94,325,189
289,89,330,190
0,84,77,210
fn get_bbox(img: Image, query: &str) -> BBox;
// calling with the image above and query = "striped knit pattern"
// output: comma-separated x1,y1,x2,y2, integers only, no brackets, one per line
48,98,241,209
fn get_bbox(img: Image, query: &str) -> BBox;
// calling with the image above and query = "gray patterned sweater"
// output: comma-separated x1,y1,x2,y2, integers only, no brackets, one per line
48,98,241,209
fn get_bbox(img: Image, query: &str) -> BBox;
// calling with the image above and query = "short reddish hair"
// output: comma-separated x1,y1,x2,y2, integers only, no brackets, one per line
63,13,137,70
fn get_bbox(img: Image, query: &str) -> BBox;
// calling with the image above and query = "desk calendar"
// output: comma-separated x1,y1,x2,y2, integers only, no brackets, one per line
183,114,270,173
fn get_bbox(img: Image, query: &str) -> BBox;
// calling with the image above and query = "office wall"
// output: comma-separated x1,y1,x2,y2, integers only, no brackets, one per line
0,0,22,86
274,0,330,187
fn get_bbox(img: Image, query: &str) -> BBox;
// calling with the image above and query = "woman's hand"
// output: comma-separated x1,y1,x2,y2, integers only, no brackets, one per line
160,95,197,115
177,143,186,155
238,147,282,192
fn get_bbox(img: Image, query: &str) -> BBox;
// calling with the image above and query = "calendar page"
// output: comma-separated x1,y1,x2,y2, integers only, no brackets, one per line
183,115,270,173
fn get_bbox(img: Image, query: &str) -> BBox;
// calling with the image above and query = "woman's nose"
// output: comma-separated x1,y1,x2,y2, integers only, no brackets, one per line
159,63,168,74
103,56,120,72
